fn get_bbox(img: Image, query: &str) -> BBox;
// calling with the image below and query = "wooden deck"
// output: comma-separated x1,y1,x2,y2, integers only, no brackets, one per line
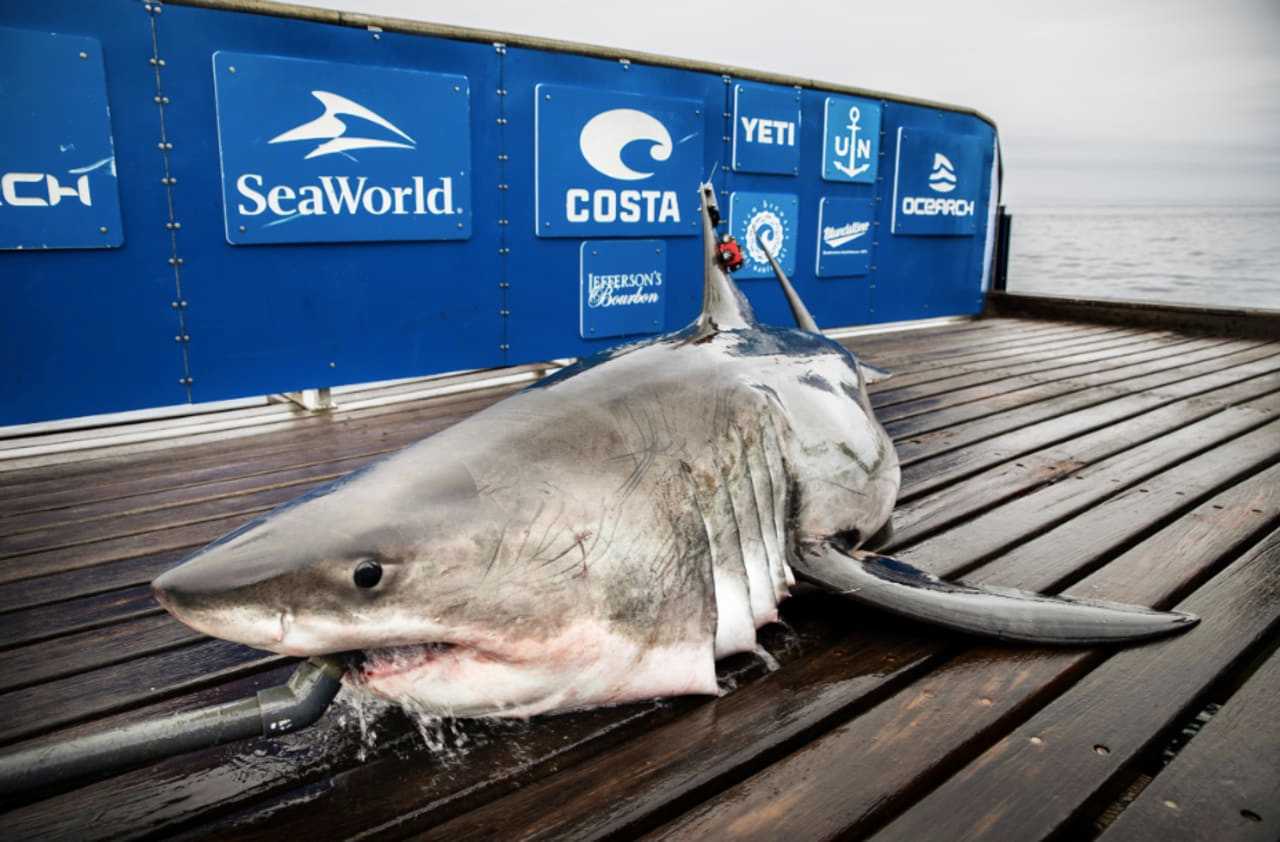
1,314,1278,841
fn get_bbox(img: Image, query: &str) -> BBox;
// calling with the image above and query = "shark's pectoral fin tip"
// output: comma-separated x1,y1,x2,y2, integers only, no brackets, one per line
798,544,1202,647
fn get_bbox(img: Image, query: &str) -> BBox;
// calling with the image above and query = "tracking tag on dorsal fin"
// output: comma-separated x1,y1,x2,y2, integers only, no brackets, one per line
694,183,756,332
756,231,819,334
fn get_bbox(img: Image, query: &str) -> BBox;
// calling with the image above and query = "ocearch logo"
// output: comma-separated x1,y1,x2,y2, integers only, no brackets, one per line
928,153,957,194
233,90,455,223
565,108,680,224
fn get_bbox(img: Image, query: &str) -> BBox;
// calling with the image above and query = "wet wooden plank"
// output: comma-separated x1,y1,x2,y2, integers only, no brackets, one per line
871,330,1174,396
643,452,1280,842
0,584,157,650
0,639,282,746
0,386,517,508
878,337,1249,427
896,351,1280,500
867,525,1280,842
0,549,181,614
892,400,1280,559
0,612,197,693
1094,646,1280,842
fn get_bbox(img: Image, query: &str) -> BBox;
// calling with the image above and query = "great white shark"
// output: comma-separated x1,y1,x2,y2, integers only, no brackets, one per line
153,184,1197,719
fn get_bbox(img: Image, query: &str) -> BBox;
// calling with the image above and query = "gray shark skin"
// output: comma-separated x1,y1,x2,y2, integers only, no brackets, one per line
153,184,1197,719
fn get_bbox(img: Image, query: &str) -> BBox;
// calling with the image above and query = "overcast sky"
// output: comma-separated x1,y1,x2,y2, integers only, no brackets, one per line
278,0,1280,207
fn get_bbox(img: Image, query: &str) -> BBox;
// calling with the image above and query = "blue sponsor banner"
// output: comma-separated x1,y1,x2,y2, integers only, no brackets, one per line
580,240,666,339
729,191,798,279
891,127,983,237
535,84,702,238
732,83,801,175
213,51,471,245
815,197,873,277
821,95,880,184
0,27,122,250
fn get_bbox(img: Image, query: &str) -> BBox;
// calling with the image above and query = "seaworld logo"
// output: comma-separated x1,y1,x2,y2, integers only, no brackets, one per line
565,108,681,225
268,91,416,160
233,90,457,221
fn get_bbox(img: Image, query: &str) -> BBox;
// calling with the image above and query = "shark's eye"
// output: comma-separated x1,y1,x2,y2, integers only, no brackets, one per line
353,559,383,589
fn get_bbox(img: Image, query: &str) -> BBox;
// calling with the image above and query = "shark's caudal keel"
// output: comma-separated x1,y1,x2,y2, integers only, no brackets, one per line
153,181,1197,721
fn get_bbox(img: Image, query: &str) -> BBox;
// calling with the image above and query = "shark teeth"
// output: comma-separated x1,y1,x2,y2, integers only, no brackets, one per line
358,643,458,680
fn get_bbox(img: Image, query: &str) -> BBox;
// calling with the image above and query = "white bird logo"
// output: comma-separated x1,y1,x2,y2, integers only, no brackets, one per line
269,91,415,160
578,109,672,181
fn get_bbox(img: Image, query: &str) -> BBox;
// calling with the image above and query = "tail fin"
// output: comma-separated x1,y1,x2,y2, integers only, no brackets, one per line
696,183,755,331
799,546,1198,645
755,230,820,334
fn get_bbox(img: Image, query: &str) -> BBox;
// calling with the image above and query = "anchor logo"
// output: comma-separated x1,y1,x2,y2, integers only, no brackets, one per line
832,106,873,179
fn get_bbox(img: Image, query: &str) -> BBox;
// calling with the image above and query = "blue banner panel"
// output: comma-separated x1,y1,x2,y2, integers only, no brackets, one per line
0,27,123,250
821,95,880,184
891,127,982,236
213,51,472,244
815,196,873,277
535,84,702,238
729,191,798,279
732,83,801,175
579,240,666,339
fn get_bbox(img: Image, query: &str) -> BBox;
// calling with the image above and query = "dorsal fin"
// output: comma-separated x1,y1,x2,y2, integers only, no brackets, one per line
695,183,756,332
756,230,820,333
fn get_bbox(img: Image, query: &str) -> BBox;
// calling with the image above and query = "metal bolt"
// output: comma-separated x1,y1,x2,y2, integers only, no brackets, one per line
496,117,508,125
228,66,236,73
238,224,246,232
456,222,464,229
493,42,506,55
499,282,510,289
544,221,550,227
453,85,461,92
498,218,509,225
499,343,510,351
695,109,701,116
329,362,336,368
99,226,108,234
498,183,508,190
79,51,88,60
496,87,507,96
497,153,508,161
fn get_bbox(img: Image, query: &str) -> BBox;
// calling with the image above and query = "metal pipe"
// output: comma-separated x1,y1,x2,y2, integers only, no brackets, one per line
0,656,345,797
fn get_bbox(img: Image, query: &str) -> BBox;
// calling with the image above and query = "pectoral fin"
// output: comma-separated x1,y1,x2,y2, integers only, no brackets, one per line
798,545,1198,645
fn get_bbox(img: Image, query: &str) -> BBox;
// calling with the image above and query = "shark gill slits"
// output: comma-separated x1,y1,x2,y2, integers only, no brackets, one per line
353,559,383,589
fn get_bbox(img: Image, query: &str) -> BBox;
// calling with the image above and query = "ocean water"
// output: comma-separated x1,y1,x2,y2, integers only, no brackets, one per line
1006,205,1280,312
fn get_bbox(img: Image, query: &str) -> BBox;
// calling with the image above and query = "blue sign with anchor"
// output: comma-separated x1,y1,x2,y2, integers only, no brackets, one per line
579,240,667,339
536,84,702,238
732,83,802,175
821,95,880,184
213,51,472,245
0,27,123,250
729,191,798,279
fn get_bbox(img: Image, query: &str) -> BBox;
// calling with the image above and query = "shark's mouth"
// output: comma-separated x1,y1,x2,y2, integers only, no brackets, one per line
356,643,460,682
